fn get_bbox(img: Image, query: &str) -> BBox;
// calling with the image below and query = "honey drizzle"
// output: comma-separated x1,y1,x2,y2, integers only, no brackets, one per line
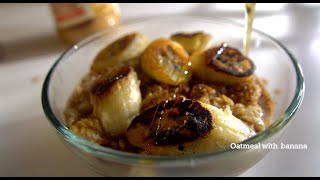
243,3,256,56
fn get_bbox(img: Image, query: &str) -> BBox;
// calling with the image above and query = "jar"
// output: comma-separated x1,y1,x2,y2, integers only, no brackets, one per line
50,3,121,45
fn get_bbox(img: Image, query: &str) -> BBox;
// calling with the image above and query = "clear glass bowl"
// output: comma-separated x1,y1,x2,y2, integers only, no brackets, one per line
41,15,304,177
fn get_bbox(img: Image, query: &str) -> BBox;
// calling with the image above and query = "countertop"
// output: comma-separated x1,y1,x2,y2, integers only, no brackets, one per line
0,3,319,177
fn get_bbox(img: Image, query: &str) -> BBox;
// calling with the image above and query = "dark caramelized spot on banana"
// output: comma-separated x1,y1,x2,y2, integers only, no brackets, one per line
128,97,213,146
205,43,255,77
102,33,136,58
91,66,131,98
171,31,204,38
178,145,185,151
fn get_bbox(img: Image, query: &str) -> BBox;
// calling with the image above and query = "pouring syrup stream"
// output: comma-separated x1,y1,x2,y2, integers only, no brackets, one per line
243,3,256,56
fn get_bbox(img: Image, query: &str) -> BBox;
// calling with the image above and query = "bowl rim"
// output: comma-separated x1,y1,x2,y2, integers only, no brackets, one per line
41,15,305,165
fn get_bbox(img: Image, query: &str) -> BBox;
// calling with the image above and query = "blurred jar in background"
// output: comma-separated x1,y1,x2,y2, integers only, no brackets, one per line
50,3,121,45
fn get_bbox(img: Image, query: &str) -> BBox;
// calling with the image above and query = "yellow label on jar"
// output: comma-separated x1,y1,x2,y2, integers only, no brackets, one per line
51,3,95,29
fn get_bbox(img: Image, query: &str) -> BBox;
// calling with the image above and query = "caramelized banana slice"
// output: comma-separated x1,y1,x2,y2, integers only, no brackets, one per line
141,38,191,86
91,32,149,73
126,97,255,155
191,43,255,85
170,31,213,55
90,66,142,136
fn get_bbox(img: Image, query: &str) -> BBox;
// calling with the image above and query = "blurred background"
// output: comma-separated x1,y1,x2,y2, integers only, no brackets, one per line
0,3,319,176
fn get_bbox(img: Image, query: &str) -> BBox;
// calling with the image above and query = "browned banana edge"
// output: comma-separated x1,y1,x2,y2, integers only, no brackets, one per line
91,66,132,98
171,31,205,39
127,97,213,146
205,43,255,77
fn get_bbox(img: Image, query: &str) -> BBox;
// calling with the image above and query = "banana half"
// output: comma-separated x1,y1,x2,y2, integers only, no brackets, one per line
91,32,149,73
90,66,142,136
140,38,191,86
126,97,255,155
191,43,255,85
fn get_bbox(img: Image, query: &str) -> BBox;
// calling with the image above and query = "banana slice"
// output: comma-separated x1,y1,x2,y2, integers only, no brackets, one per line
170,31,213,55
140,38,191,86
91,32,149,73
126,97,255,155
90,66,142,136
191,43,255,85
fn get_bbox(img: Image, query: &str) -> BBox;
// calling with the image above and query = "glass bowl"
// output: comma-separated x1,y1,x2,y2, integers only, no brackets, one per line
41,15,304,177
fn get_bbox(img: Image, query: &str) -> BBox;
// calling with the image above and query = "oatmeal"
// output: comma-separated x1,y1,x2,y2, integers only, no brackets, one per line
64,31,274,155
